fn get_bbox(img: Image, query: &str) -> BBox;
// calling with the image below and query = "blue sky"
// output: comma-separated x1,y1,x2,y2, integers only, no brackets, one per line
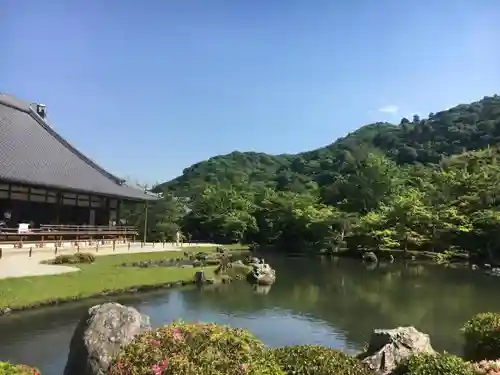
2,0,499,185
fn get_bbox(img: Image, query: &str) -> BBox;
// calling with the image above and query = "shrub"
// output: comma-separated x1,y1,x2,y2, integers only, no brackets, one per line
463,312,500,361
394,353,474,375
0,361,40,375
50,252,95,265
471,359,500,374
108,321,284,375
271,345,374,375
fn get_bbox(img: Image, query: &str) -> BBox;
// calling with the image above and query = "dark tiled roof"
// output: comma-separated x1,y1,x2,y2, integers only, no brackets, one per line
0,93,157,201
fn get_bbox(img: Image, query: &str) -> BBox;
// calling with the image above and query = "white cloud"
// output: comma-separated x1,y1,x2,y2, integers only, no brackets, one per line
378,105,399,113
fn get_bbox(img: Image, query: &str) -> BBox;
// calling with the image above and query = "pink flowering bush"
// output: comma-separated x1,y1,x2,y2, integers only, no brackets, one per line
108,321,284,375
0,361,40,375
471,359,500,375
463,313,500,361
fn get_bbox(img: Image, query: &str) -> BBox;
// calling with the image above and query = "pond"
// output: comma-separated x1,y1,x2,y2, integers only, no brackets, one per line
1,255,500,374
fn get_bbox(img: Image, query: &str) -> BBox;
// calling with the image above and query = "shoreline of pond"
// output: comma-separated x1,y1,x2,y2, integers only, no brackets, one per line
0,244,490,318
0,275,220,317
253,244,485,266
3,255,500,374
0,246,254,318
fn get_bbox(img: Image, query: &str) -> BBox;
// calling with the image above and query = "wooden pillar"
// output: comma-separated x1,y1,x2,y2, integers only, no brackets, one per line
116,200,121,225
143,201,148,243
107,198,112,227
56,192,62,225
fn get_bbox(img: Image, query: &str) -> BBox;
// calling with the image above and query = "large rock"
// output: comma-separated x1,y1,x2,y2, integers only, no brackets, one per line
358,326,435,374
362,251,378,263
64,302,151,375
247,263,276,285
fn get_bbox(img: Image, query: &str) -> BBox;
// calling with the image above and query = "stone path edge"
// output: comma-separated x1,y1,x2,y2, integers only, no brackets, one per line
0,275,216,317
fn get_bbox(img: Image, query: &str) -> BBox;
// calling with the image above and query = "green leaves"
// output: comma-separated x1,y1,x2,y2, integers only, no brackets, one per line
271,345,374,375
394,353,474,375
109,322,284,375
125,95,500,260
0,362,40,375
462,313,500,361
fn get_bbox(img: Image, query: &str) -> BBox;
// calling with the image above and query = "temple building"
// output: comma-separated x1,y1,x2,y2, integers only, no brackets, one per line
0,93,156,230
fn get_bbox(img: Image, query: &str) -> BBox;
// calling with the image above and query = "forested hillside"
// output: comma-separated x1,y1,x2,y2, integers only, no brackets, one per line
124,95,500,262
159,95,500,197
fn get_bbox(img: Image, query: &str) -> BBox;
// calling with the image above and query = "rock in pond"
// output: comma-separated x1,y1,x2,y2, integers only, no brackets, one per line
247,262,276,285
362,251,378,263
358,326,435,374
194,270,206,284
64,302,151,375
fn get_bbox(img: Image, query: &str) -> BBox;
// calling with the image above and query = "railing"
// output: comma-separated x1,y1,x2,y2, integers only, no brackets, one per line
0,225,138,248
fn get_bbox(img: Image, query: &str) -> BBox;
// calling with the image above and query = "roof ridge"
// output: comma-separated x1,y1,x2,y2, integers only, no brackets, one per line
26,104,125,186
0,93,31,112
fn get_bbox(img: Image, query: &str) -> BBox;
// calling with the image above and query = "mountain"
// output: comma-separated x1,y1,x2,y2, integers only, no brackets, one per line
157,95,500,196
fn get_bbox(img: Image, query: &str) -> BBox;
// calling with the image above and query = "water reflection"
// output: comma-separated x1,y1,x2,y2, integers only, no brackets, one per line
0,256,499,375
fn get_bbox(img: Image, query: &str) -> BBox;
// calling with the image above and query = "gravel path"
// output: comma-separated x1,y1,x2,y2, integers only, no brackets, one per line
0,243,218,280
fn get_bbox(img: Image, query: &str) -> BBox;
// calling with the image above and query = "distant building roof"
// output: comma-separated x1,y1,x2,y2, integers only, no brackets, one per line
0,93,157,201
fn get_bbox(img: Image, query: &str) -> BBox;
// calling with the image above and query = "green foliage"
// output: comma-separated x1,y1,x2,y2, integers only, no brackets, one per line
108,321,284,375
0,362,40,375
159,96,500,196
122,192,187,242
49,252,95,265
462,313,500,361
394,353,474,375
124,96,500,262
271,345,374,375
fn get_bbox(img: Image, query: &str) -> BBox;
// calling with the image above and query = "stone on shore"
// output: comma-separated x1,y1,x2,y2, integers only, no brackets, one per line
358,326,435,374
64,302,151,375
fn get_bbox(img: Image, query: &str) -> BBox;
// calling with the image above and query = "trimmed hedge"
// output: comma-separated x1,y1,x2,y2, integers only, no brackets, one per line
394,353,474,375
108,321,284,375
271,345,374,375
49,252,96,265
463,312,500,361
0,362,40,375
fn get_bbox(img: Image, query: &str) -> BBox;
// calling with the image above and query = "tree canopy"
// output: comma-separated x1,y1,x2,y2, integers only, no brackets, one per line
125,95,500,261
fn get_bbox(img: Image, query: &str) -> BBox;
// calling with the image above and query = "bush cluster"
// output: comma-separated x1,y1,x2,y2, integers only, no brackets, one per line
462,312,500,361
10,312,500,375
394,353,475,375
0,362,40,375
470,359,500,374
271,345,373,375
108,322,374,375
49,252,95,265
108,321,284,375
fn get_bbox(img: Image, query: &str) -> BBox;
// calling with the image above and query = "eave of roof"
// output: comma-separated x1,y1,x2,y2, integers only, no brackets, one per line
0,93,159,202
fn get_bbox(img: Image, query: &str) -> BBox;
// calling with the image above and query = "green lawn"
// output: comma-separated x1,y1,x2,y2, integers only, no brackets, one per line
0,245,248,310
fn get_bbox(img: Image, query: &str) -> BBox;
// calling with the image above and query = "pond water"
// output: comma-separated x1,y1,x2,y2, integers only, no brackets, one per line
1,255,500,374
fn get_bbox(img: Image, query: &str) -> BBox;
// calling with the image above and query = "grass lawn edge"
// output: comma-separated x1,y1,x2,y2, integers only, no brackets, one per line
0,274,216,317
0,245,250,316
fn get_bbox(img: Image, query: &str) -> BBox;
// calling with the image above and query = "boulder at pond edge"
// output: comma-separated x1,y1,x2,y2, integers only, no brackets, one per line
64,302,151,375
358,326,436,374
